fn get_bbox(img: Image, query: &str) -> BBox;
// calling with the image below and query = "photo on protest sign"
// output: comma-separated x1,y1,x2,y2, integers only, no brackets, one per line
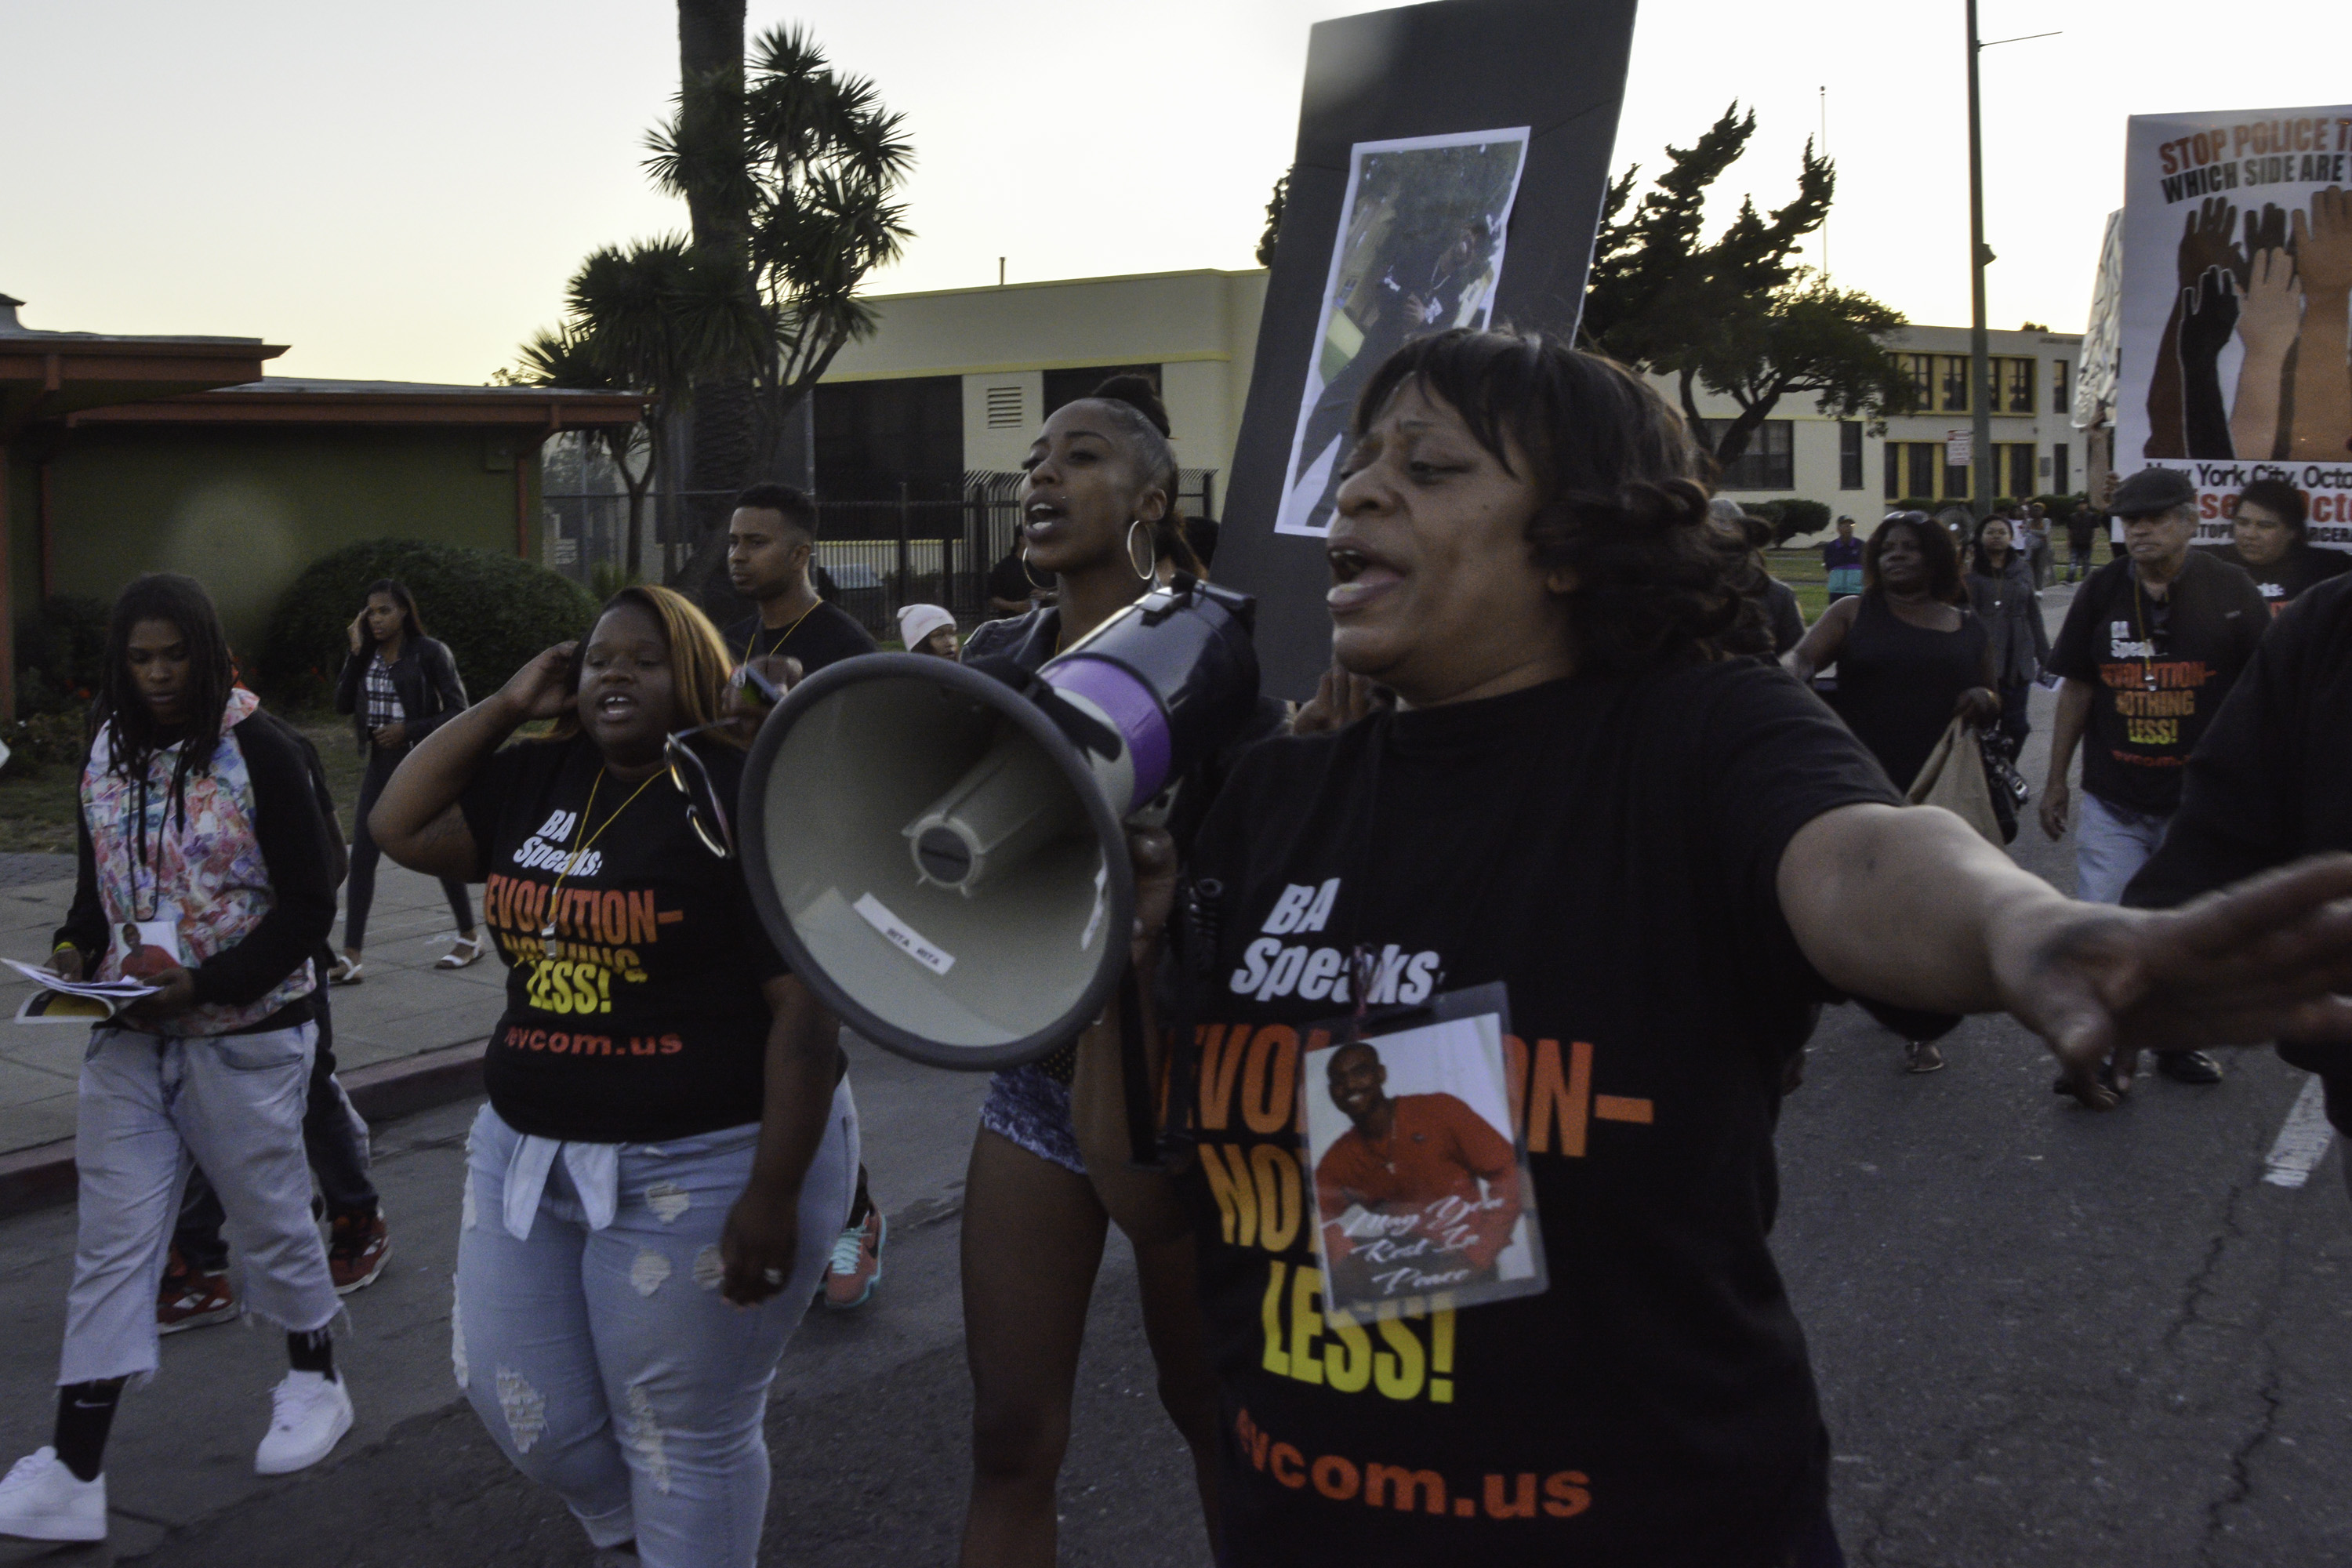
2114,107,2352,549
1272,128,1530,539
1300,1010,1544,1324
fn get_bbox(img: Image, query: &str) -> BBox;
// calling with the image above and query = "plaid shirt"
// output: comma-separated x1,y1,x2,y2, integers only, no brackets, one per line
364,653,405,731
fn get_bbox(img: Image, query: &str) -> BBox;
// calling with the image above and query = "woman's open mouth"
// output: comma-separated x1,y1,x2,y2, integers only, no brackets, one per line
1326,546,1403,613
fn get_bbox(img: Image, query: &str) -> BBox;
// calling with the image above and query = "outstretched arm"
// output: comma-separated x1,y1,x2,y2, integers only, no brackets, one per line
1784,594,1860,684
1780,802,2352,1106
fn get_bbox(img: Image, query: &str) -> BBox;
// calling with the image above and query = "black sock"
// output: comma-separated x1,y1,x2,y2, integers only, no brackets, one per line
846,1165,874,1229
288,1328,336,1381
53,1381,124,1482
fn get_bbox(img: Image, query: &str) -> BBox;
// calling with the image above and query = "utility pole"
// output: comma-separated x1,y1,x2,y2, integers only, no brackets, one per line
1965,14,2062,520
1965,0,1994,521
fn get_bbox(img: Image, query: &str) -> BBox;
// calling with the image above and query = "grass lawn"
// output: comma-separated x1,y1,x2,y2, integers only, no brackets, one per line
0,713,367,856
1766,546,1832,625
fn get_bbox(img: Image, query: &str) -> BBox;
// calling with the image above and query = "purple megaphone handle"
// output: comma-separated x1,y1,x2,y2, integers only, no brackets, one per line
1039,656,1171,811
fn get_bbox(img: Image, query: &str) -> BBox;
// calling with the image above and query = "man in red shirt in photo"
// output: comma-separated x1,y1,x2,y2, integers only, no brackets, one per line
1316,1040,1523,1301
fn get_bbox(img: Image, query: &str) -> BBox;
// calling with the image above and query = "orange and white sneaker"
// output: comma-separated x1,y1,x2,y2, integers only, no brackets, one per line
328,1210,392,1294
821,1210,885,1310
158,1247,237,1334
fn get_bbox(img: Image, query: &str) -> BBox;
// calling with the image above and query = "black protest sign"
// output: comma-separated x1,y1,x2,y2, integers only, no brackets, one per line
1213,0,1639,699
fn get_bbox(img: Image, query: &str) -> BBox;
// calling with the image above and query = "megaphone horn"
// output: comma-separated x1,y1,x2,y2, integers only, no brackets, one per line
739,576,1259,1070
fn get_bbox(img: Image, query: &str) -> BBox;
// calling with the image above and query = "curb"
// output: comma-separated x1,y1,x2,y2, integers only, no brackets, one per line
0,1039,487,1222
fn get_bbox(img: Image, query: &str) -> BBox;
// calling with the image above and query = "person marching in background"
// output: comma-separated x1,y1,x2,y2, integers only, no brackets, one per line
896,603,961,659
369,585,857,1568
2212,477,2350,615
724,483,891,1313
724,483,879,673
160,722,391,1337
1966,513,2051,755
2041,466,2270,1089
329,578,480,983
1820,514,1864,604
955,373,1280,1567
0,575,350,1544
1080,330,2352,1568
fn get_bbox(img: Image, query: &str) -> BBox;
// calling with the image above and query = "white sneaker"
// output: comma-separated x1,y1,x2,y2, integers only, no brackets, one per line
0,1447,106,1541
254,1370,354,1475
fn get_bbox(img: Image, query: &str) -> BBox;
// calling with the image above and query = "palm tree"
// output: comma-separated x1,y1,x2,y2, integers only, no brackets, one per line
516,238,764,578
644,23,915,593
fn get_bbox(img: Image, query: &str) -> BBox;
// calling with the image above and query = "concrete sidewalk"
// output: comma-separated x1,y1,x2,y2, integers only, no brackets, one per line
0,859,504,1173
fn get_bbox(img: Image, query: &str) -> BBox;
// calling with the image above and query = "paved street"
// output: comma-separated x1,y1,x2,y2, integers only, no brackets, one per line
0,581,2345,1566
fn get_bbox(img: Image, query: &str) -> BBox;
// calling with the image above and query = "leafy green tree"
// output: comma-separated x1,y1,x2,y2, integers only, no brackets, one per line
646,23,915,593
1582,105,1912,471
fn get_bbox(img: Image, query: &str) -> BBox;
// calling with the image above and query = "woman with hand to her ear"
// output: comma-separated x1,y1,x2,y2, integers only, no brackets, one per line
368,586,858,1568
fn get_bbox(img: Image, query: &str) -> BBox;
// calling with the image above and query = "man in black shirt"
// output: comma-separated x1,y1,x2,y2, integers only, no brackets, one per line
2212,477,2352,615
985,548,1047,619
724,482,878,674
2122,572,2352,1176
721,481,887,1308
2042,466,2269,1084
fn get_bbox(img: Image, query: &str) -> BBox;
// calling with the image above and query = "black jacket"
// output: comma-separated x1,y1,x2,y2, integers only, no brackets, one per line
336,636,466,754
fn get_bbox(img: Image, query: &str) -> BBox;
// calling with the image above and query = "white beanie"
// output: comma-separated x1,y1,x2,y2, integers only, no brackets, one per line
897,604,956,648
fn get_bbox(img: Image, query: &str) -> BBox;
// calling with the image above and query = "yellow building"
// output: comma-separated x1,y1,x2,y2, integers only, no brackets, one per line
816,267,2082,538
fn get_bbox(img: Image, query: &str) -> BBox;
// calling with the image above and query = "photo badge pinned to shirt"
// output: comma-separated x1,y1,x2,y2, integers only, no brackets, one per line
1298,982,1547,1327
118,917,187,981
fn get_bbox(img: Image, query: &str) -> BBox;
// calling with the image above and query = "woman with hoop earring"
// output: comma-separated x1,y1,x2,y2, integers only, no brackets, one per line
953,375,1277,1566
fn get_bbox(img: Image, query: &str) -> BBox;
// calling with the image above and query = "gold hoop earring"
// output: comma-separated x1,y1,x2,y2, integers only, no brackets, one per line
1021,550,1054,593
1126,520,1155,581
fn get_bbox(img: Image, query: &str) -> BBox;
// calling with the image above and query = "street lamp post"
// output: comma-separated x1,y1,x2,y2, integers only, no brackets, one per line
1965,10,2062,521
1966,0,1993,521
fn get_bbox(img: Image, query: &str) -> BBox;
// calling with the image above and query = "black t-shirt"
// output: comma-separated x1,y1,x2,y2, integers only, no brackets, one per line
1762,576,1806,655
985,552,1036,606
1172,666,1900,1566
2046,552,2268,815
2123,572,2352,1130
726,601,877,673
460,733,786,1142
2210,542,2351,616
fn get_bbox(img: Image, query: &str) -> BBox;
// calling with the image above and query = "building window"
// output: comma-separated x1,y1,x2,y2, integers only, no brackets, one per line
1903,354,1936,414
1840,421,1864,490
2003,442,2035,499
1696,419,1795,489
812,374,965,500
2052,443,2070,493
1906,442,1937,501
1042,364,1161,419
2052,359,2070,416
984,385,1024,428
2003,358,2034,414
1884,442,1902,500
1938,357,1971,414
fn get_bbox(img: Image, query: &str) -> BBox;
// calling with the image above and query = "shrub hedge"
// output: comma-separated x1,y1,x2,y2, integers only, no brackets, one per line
259,539,601,712
13,595,111,717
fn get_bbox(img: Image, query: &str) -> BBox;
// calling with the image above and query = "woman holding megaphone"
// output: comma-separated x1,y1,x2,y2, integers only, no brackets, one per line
369,586,858,1568
1080,329,2352,1568
956,375,1280,1566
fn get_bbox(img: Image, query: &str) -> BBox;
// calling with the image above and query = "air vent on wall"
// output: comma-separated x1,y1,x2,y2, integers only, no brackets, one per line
985,386,1024,428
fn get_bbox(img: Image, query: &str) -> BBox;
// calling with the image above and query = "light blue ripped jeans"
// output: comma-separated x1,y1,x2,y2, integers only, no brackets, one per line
454,1083,858,1568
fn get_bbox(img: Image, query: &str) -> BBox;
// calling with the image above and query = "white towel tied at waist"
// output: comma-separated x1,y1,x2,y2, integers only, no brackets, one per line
501,1136,622,1240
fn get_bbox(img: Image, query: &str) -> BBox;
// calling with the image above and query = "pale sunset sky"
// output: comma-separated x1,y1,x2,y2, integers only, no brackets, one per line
5,0,2348,382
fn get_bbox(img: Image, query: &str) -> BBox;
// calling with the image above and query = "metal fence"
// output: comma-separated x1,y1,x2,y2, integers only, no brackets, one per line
542,468,1218,643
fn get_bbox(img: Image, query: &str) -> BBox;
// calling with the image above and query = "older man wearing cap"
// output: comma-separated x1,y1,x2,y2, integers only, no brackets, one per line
2041,466,2270,1087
